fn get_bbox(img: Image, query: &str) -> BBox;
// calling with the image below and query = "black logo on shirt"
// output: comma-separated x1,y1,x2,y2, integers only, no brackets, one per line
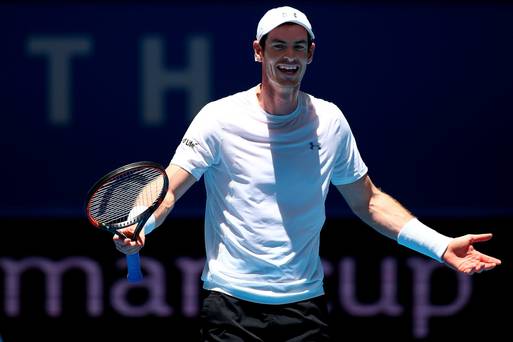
309,142,321,150
182,138,199,149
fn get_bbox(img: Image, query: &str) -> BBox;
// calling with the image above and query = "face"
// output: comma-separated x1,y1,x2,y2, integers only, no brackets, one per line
253,23,315,89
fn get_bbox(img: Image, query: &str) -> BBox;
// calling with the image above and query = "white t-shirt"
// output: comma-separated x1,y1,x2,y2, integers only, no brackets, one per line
170,85,368,304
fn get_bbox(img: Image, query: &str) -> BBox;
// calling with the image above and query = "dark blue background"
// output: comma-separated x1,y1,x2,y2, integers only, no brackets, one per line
2,2,512,218
1,3,511,341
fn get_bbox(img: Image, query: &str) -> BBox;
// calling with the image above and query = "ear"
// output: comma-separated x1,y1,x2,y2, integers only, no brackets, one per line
253,40,263,62
307,42,316,65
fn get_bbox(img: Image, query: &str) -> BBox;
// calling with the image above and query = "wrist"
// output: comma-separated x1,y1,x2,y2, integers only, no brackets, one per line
143,213,156,234
397,218,453,262
128,206,156,235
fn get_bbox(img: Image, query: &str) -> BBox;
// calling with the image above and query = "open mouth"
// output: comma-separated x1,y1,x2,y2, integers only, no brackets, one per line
277,64,300,74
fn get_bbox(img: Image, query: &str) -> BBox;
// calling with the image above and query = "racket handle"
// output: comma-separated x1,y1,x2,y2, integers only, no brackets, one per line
126,253,143,282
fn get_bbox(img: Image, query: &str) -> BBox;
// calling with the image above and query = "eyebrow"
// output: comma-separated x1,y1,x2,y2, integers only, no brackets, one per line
270,39,308,45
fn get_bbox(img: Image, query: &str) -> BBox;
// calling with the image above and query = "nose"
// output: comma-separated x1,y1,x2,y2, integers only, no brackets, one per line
283,46,302,61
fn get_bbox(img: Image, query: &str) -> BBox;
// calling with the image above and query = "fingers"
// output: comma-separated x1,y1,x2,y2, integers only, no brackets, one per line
475,261,498,272
114,236,140,248
460,253,501,274
468,234,502,265
464,261,499,275
447,233,501,275
478,253,502,265
114,238,142,254
113,229,143,255
469,233,493,243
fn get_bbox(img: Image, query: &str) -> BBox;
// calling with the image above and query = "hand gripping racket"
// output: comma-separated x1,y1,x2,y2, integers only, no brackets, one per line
85,161,168,282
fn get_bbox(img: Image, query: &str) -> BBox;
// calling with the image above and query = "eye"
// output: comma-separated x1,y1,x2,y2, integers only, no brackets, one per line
272,43,286,50
294,44,307,51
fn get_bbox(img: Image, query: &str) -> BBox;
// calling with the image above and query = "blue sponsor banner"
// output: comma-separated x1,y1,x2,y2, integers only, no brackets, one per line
1,3,513,218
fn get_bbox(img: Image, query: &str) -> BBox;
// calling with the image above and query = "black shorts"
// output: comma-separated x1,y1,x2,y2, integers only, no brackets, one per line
199,289,331,341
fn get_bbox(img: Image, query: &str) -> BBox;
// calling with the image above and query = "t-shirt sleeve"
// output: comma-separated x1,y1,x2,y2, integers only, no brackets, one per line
170,104,220,180
330,112,368,185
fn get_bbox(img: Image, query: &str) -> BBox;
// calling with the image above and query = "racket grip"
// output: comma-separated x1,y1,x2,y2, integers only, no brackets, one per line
126,253,143,282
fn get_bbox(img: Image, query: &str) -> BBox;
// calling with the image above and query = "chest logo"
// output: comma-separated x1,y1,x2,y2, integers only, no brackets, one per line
309,142,321,150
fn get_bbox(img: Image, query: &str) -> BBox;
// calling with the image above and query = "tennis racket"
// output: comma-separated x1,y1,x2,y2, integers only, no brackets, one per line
85,161,169,283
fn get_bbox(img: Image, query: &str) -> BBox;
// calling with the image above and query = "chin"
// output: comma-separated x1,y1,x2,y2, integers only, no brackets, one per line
276,78,301,87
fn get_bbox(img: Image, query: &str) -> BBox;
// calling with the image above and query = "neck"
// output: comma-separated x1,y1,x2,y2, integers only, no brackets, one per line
256,81,300,115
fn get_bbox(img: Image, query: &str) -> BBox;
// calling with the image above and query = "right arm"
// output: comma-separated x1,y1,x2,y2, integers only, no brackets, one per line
114,163,197,254
152,163,197,228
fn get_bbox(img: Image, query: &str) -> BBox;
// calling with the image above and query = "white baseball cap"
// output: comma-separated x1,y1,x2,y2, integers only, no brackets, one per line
256,6,315,42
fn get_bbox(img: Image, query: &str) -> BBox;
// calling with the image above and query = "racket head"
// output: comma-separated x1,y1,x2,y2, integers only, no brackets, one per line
85,161,168,234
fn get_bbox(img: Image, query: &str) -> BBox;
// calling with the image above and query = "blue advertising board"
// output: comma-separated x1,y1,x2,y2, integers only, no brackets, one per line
1,3,512,218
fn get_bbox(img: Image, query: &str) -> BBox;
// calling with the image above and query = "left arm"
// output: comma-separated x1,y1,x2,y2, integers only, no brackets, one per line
336,174,413,240
336,174,502,274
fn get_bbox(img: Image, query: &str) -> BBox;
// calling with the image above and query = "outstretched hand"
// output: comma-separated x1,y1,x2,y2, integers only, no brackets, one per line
443,233,502,275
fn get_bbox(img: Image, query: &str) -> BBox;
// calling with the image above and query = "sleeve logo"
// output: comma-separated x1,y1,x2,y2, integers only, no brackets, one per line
181,138,199,149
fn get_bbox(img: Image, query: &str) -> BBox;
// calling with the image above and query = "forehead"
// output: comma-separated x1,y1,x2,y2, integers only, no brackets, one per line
267,23,309,41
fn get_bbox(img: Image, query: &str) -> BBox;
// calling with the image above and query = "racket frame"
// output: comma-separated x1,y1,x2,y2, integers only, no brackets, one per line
85,160,169,241
85,161,169,282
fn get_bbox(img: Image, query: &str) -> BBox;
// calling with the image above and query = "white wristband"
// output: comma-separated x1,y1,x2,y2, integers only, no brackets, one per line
397,218,452,262
128,206,156,235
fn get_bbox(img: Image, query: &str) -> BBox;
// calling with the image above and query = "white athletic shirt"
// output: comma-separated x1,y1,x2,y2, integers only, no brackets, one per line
170,85,368,304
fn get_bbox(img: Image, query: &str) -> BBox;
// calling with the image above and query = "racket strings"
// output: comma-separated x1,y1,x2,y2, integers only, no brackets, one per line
88,168,165,225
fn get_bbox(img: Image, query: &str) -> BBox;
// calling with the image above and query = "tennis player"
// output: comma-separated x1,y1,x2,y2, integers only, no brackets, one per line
114,6,502,341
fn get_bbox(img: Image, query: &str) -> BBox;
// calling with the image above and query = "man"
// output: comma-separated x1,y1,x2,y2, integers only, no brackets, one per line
114,6,501,341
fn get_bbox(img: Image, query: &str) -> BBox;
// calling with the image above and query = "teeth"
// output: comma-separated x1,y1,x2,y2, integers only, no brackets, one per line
278,65,298,70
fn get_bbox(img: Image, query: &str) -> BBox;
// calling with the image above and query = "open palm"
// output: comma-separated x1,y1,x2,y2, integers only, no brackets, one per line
443,233,502,275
